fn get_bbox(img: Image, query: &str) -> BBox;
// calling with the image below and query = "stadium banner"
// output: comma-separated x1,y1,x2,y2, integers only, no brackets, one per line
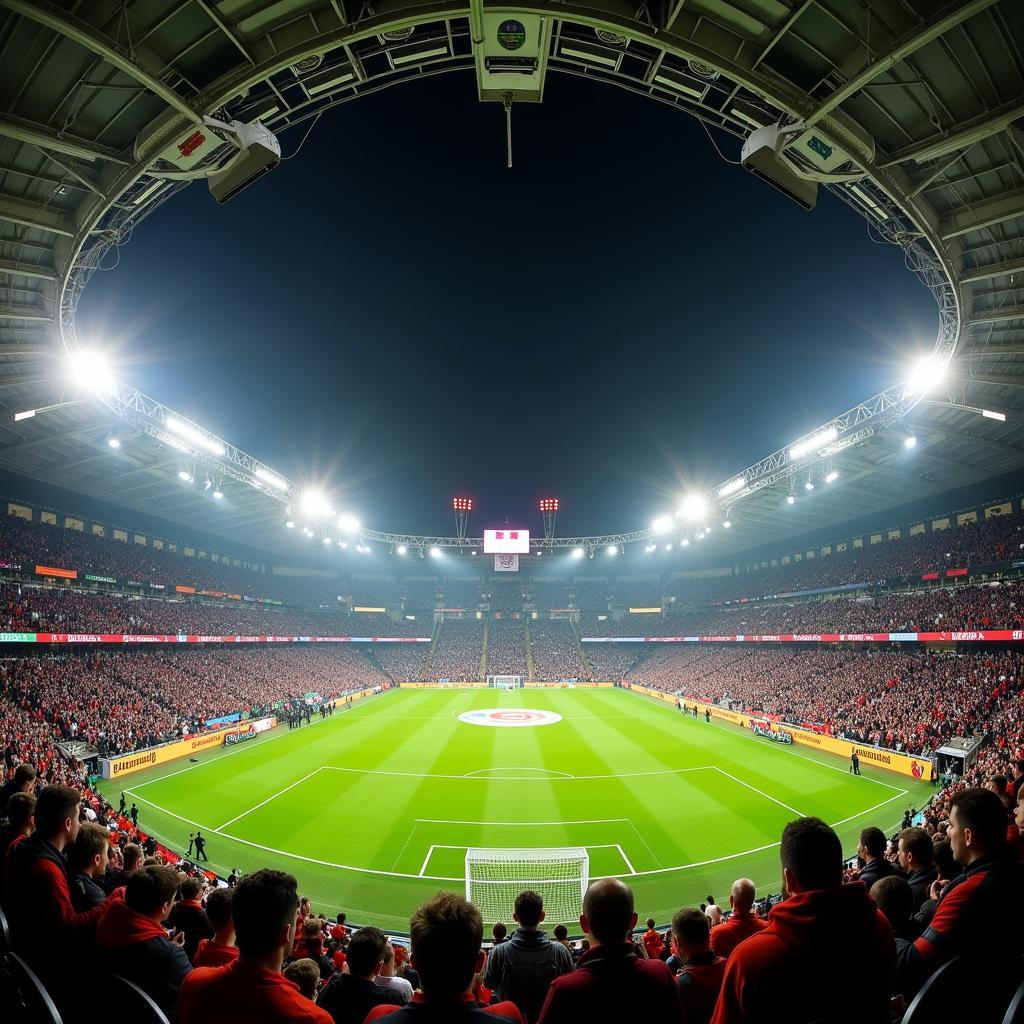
625,686,929,779
99,723,251,779
35,564,77,579
398,681,488,688
0,632,36,642
525,681,615,688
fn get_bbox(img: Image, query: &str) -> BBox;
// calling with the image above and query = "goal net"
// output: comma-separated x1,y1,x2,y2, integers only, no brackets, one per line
488,675,523,689
465,847,589,925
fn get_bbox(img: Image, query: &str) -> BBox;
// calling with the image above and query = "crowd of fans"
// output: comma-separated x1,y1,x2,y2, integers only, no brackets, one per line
1,774,1021,1024
487,620,528,677
1,647,388,757
428,619,485,682
529,621,587,681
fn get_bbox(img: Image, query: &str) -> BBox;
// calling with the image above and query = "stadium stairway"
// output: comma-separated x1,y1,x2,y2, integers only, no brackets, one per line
572,619,591,680
422,616,440,678
480,619,488,679
525,621,535,681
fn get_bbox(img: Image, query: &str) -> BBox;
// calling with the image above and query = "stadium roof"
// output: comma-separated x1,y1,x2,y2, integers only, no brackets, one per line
0,0,1022,558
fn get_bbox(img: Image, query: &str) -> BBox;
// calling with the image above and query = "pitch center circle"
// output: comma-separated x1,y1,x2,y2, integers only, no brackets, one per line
458,708,563,728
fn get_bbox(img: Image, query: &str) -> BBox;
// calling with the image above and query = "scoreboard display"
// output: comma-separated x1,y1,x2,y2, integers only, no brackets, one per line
484,529,530,554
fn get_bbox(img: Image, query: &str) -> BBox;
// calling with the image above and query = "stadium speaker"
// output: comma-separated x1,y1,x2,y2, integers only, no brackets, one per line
741,125,818,211
208,120,281,204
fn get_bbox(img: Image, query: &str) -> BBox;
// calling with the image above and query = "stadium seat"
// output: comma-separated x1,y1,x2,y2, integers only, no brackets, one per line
4,953,63,1024
0,904,10,954
106,973,172,1024
1003,978,1024,1024
900,955,1009,1024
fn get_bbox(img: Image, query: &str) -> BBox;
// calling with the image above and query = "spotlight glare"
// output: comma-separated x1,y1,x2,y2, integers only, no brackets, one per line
323,536,332,546
825,470,838,483
805,480,815,491
255,467,288,491
607,545,618,556
723,519,732,529
107,436,121,449
664,543,673,551
904,435,917,449
337,513,360,534
789,426,837,460
286,520,295,529
645,543,657,553
68,350,116,396
904,354,946,397
300,489,332,519
571,547,585,559
177,470,193,482
681,538,690,547
397,544,408,556
677,494,707,520
213,489,224,500
429,546,442,558
166,416,225,457
652,514,673,535
718,476,746,498
787,493,796,505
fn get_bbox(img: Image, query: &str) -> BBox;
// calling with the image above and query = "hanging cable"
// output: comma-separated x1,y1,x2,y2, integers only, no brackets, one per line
503,93,513,169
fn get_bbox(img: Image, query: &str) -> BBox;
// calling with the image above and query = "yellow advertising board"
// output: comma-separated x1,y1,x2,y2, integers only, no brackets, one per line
626,686,929,780
102,724,250,779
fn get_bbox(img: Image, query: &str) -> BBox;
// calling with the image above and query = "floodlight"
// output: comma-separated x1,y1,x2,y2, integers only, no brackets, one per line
107,436,121,449
339,541,348,549
68,350,116,396
166,416,225,457
178,470,193,482
397,544,408,556
681,538,690,547
539,498,559,512
13,410,36,421
789,426,837,460
286,520,295,529
645,544,657,553
805,480,815,491
904,355,946,397
983,409,1006,422
213,489,224,499
607,545,618,556
678,494,707,520
787,493,796,505
453,497,474,511
571,547,585,559
904,435,917,449
429,546,442,558
723,520,732,528
255,467,288,491
337,513,360,534
323,536,332,546
652,515,673,534
718,477,745,498
300,489,332,519
825,470,839,483
664,543,674,551
303,527,313,537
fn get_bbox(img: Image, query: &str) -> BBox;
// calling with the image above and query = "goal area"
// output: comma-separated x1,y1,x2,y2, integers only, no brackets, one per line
487,675,523,689
465,847,589,925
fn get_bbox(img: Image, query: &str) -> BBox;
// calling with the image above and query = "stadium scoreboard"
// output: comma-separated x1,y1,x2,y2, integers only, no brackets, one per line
484,529,530,554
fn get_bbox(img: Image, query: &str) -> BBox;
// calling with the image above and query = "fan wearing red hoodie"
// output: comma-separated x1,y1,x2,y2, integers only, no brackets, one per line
538,878,682,1024
98,864,193,1022
193,887,238,969
642,918,665,959
4,785,107,995
708,879,766,961
179,869,333,1024
711,817,895,1024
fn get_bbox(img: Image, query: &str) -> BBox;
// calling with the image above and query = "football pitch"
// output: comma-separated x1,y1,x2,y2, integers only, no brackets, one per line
101,687,934,931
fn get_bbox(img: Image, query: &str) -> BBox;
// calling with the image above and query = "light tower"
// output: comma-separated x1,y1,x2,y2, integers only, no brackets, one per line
453,496,473,539
540,497,559,540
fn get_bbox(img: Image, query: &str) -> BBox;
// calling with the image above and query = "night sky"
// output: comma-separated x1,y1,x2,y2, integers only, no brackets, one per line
77,72,938,540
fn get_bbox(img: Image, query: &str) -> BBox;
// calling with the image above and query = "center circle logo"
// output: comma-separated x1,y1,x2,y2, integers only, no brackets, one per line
496,19,526,51
458,708,563,728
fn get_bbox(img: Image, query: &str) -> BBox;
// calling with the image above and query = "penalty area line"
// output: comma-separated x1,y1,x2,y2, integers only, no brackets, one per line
711,766,805,818
213,767,325,833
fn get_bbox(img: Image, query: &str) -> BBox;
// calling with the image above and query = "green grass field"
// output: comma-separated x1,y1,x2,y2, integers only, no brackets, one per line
100,687,933,931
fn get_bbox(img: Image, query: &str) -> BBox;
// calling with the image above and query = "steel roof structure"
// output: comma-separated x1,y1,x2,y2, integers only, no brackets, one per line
0,0,1022,558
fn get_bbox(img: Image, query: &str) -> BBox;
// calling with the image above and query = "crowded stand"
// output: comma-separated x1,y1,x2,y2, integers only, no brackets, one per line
529,620,587,681
1,646,388,757
427,617,484,682
485,579,527,612
485,619,528,677
372,643,429,683
438,578,483,608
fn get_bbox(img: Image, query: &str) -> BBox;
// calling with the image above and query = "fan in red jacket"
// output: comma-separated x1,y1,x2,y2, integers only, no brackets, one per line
179,869,333,1024
711,818,895,1024
4,785,107,996
538,878,682,1024
671,908,725,1024
708,879,767,961
193,887,238,969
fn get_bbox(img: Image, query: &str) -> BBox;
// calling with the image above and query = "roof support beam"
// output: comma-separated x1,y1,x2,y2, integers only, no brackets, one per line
0,195,75,236
968,308,1024,327
2,0,203,127
960,257,1024,286
806,0,998,126
0,304,53,322
0,259,57,283
882,98,1024,166
940,190,1024,240
961,372,1024,389
0,112,128,165
922,425,1024,463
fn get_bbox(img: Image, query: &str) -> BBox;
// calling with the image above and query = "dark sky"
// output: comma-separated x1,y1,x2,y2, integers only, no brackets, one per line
78,72,938,540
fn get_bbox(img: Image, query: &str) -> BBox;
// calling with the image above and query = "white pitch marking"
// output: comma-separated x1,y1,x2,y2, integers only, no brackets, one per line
711,766,805,818
463,767,575,779
213,767,325,832
419,846,436,877
390,822,421,872
615,844,637,875
415,817,631,826
316,765,711,782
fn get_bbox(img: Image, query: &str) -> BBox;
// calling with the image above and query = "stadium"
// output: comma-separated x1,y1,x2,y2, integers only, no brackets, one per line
1,1,1024,1023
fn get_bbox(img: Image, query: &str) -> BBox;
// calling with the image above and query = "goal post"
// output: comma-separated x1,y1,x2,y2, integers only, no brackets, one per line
488,675,523,689
465,847,589,925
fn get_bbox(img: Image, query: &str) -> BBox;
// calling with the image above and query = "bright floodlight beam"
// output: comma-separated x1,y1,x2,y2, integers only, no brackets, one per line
904,354,947,397
677,494,707,521
789,426,837,461
255,467,288,491
904,435,917,449
67,350,116,396
718,476,745,498
337,513,360,534
651,514,673,534
300,489,332,519
571,547,585,559
165,416,226,457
